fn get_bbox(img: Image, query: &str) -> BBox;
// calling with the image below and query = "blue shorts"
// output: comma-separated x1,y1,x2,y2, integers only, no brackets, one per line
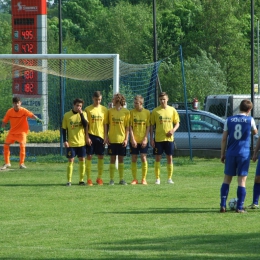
66,146,86,159
108,143,126,156
255,157,260,176
224,155,250,176
130,143,149,155
86,134,105,156
153,141,174,156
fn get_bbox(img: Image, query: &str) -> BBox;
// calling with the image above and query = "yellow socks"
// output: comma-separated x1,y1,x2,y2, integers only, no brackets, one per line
154,161,160,179
67,162,73,182
142,161,148,180
97,158,104,179
167,164,173,179
109,163,115,180
119,163,124,180
85,160,91,180
79,160,85,182
131,162,137,179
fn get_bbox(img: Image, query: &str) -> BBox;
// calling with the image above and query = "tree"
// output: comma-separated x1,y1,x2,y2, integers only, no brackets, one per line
87,1,153,64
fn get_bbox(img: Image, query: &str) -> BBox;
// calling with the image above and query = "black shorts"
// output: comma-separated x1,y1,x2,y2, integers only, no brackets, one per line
130,143,149,155
108,143,126,156
153,141,174,156
66,146,86,158
86,134,105,155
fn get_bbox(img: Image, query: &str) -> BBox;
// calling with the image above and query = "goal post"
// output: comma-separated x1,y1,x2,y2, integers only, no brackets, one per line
0,53,120,133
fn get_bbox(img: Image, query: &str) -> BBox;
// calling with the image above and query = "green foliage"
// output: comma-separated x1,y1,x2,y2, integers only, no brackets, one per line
0,130,60,143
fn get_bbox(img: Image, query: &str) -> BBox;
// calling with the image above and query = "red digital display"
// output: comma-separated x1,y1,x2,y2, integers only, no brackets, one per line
12,0,47,96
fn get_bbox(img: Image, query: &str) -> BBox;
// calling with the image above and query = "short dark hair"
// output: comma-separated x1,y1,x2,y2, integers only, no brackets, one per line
239,99,253,112
159,92,168,98
93,91,102,98
12,97,21,103
73,98,84,105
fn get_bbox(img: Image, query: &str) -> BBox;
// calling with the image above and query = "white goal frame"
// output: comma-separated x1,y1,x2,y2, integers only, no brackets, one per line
0,53,120,94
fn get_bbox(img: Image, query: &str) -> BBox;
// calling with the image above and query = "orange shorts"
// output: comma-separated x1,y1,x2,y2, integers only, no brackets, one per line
5,133,27,144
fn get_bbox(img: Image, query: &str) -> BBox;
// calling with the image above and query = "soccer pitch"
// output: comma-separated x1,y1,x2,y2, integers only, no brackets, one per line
0,158,260,259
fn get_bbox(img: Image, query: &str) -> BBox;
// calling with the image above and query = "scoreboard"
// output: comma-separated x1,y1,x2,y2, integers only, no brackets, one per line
12,0,47,95
12,0,48,131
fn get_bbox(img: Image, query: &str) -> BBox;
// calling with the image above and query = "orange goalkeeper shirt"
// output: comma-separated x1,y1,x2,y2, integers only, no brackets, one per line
3,107,34,134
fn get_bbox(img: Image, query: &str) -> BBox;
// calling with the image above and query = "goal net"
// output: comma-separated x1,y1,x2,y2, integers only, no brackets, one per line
0,54,161,162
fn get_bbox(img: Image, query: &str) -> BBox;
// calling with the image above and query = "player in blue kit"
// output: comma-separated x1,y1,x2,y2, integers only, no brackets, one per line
220,99,257,213
247,133,260,209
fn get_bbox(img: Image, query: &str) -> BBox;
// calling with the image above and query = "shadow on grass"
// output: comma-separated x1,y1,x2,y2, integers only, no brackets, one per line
2,233,258,260
102,207,224,214
95,232,260,259
0,183,66,187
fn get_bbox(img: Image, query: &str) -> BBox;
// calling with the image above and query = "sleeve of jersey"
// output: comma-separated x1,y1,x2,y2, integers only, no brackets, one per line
61,115,67,129
125,111,130,127
24,108,34,118
150,111,155,126
173,109,180,124
146,110,151,126
129,110,133,127
103,108,108,125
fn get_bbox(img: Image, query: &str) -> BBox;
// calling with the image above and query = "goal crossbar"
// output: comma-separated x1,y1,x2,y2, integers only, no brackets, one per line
0,54,120,94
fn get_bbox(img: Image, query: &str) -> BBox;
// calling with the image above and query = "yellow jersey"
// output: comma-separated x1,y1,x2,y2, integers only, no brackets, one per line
130,108,150,143
62,110,87,147
85,104,108,139
108,107,130,143
150,105,180,142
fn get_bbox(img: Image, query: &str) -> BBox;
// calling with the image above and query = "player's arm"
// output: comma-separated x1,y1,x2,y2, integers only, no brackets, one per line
166,122,180,137
85,123,92,146
221,130,228,164
129,126,137,148
122,126,129,147
141,125,150,148
0,122,6,134
253,136,260,162
103,124,108,145
62,128,69,148
150,124,155,148
31,114,44,124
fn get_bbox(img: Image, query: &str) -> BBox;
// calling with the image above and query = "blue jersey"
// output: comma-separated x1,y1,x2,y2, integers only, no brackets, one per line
226,115,253,157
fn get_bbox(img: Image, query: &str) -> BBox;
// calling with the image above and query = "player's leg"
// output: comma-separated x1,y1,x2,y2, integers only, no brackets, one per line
153,142,163,184
130,143,138,184
108,144,117,185
118,145,127,185
66,147,75,186
18,133,27,169
236,155,250,212
86,135,94,186
236,175,247,212
85,155,93,186
77,146,86,185
96,136,105,185
247,160,260,209
1,133,15,169
220,155,235,212
140,153,148,185
96,155,104,185
165,141,174,184
140,143,149,184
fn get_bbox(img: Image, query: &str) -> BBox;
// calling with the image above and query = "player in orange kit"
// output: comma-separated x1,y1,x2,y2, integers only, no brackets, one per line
0,97,43,170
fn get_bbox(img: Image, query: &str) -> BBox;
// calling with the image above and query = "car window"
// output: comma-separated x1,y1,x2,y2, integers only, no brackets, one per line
189,114,223,133
177,113,187,132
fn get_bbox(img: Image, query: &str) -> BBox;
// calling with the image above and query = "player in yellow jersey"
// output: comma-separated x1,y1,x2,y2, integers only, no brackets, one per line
85,91,108,186
150,92,180,184
129,95,150,185
62,98,88,186
107,93,130,185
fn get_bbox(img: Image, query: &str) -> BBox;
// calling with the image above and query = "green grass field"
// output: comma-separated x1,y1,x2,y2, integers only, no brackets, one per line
0,157,260,259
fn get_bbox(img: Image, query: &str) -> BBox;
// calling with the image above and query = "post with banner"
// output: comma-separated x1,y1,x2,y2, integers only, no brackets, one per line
11,0,48,131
